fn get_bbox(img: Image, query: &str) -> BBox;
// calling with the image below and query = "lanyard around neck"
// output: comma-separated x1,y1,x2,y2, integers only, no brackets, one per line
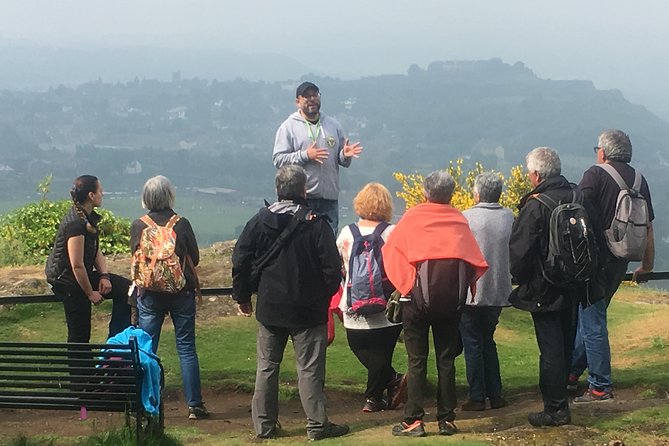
304,119,322,142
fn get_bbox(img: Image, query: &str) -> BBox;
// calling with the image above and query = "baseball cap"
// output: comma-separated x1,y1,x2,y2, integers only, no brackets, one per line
296,81,319,98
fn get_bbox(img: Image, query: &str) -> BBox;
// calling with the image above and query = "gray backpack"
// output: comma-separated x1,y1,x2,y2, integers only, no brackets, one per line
597,163,649,261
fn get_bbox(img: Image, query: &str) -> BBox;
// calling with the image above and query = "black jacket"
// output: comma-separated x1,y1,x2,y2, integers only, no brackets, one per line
509,175,595,312
45,206,101,291
130,209,200,292
232,202,341,329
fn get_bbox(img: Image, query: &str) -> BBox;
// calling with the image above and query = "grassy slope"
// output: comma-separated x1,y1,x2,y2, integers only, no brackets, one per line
1,286,668,445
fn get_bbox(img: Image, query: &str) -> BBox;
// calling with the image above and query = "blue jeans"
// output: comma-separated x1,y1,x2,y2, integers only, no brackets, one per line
571,299,612,391
570,256,626,392
460,306,503,402
137,290,204,407
306,198,338,234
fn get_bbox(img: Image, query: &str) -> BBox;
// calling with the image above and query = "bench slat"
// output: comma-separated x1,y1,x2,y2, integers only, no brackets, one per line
0,357,134,366
0,349,134,358
0,401,136,411
0,365,135,374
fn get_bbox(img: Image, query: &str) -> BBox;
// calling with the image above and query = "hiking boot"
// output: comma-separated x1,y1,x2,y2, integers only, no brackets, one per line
567,374,579,394
528,410,571,427
489,396,508,409
387,373,408,409
391,420,427,437
308,422,350,441
362,396,387,413
438,419,458,436
188,404,210,420
573,388,614,403
461,399,486,411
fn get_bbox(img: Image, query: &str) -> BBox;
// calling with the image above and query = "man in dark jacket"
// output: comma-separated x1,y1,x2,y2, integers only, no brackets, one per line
232,165,349,441
509,147,582,427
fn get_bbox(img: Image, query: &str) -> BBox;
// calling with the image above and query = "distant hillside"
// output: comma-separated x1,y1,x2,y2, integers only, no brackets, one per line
0,58,668,267
1,58,668,190
0,45,315,89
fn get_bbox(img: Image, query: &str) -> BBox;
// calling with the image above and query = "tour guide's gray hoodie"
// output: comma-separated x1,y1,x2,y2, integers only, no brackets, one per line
272,111,352,201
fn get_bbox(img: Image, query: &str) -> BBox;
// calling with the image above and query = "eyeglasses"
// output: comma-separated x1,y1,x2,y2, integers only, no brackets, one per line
593,146,600,153
300,92,321,100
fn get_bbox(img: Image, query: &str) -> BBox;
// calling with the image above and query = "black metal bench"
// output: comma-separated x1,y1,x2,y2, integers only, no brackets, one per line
0,337,163,444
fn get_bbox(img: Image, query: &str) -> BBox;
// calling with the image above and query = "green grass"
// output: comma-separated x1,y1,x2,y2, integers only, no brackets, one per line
2,290,669,445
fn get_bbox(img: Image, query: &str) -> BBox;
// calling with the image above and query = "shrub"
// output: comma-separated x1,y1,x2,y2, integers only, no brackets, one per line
393,158,532,213
0,199,131,266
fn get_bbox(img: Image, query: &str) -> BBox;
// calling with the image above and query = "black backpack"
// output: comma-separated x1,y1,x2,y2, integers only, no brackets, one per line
533,190,598,288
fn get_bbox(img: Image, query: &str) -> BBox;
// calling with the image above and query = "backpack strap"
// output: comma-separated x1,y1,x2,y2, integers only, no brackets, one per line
597,163,631,190
140,214,158,228
371,221,390,239
632,170,642,191
348,223,362,240
252,206,311,276
165,214,181,230
531,193,559,212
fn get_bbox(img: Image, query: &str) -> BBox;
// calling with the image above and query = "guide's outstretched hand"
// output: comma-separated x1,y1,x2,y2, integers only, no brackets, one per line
342,138,363,158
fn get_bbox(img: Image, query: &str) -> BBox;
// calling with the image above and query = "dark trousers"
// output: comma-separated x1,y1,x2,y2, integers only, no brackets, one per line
306,198,338,234
346,325,402,400
460,305,503,402
402,301,462,423
531,303,578,414
60,272,132,342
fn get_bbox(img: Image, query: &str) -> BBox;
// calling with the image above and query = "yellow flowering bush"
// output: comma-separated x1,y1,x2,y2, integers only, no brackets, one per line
393,158,532,214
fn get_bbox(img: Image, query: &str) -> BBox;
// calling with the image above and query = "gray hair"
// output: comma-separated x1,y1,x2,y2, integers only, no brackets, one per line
276,165,307,200
526,147,561,179
473,171,503,203
142,175,176,211
598,129,632,163
423,170,455,204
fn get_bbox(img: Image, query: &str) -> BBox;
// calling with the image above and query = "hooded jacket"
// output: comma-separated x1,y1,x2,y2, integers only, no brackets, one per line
272,112,351,200
232,200,341,329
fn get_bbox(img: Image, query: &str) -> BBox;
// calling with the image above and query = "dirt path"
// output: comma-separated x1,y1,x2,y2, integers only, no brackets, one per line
0,387,666,444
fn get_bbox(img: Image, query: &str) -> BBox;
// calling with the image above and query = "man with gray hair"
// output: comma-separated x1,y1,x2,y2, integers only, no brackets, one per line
509,147,584,427
460,172,514,411
232,165,349,441
382,170,488,437
569,129,655,403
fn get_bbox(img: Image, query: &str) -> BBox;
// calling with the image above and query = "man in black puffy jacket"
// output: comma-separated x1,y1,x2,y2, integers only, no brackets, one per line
232,165,349,441
509,147,587,427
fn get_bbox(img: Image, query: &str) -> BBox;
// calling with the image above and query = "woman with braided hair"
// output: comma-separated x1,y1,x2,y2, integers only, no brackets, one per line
46,175,132,343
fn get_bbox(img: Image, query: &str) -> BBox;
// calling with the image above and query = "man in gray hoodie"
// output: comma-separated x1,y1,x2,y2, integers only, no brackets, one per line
272,81,363,232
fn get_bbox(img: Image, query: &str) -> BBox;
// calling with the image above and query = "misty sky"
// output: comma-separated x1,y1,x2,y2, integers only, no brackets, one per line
2,0,668,116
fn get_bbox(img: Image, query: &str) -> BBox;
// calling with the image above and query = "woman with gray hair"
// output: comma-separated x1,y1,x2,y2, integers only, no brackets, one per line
130,175,209,420
460,172,514,411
